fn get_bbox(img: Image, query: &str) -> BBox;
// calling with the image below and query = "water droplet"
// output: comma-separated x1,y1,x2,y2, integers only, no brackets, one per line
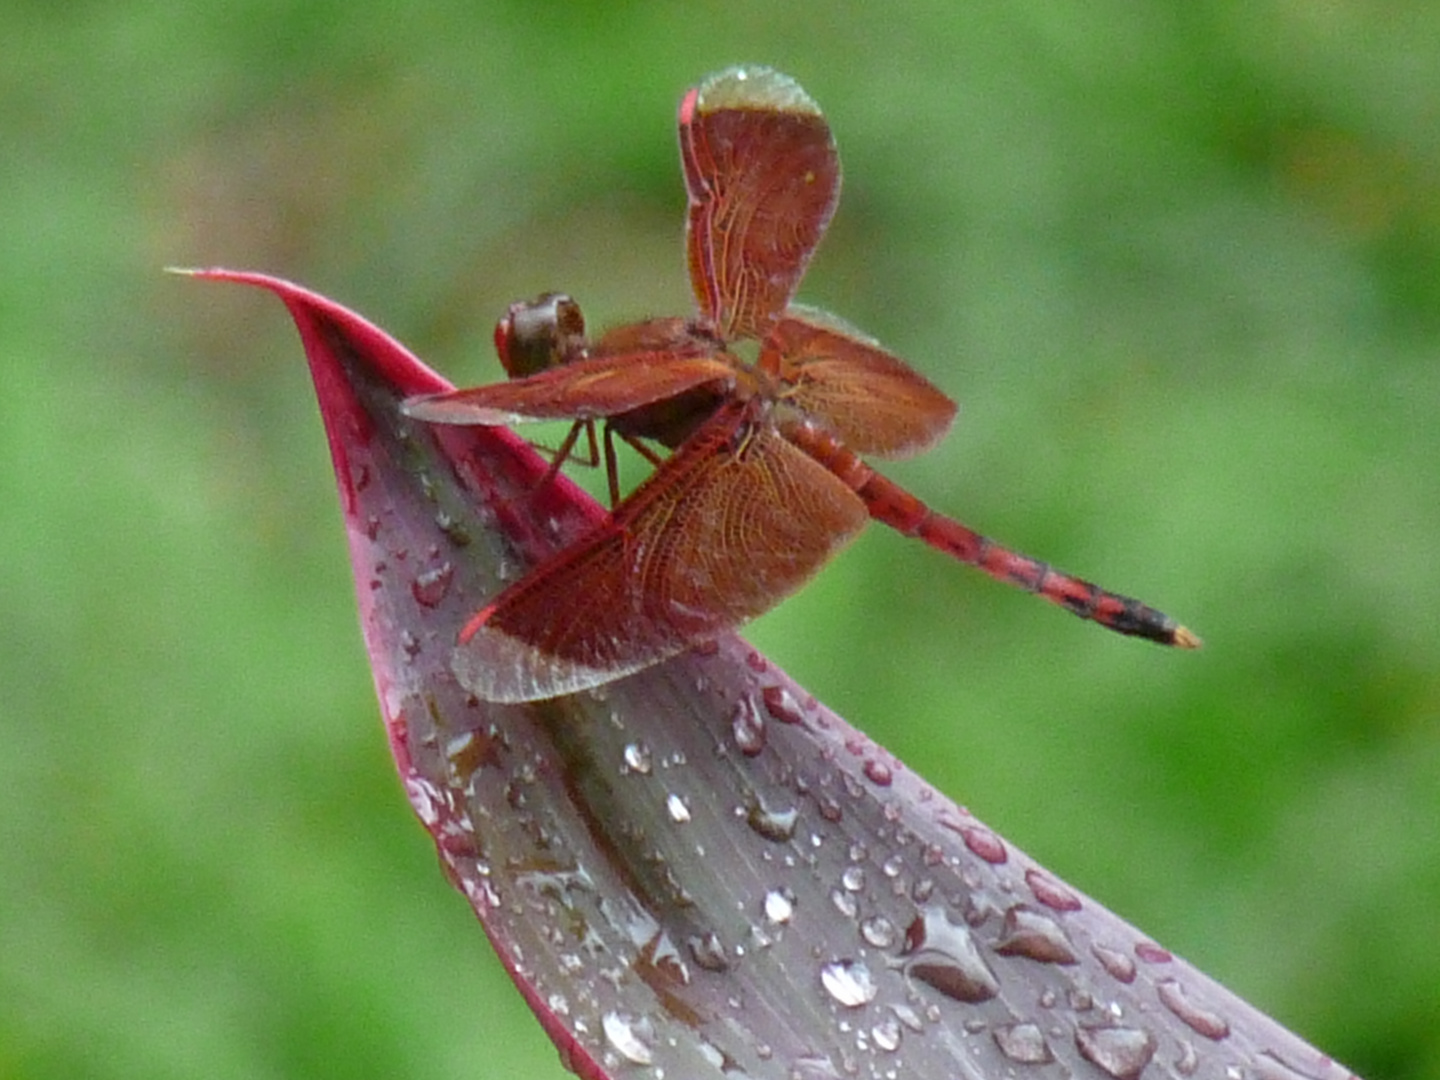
829,888,858,919
434,510,472,547
1174,1039,1200,1076
1092,943,1137,983
745,650,768,672
688,931,729,972
881,854,904,879
761,684,804,725
1157,978,1230,1041
621,742,653,775
1026,867,1081,911
816,794,843,822
820,959,877,1008
957,822,1008,864
666,792,692,823
789,1054,843,1080
764,888,795,924
746,802,798,842
1135,941,1172,964
871,1018,902,1052
840,864,866,892
731,698,767,756
859,914,897,948
400,630,422,659
994,904,1078,965
602,1011,655,1065
411,563,455,607
994,1022,1055,1064
891,1003,925,1033
1074,1024,1158,1080
901,908,999,1003
862,758,893,786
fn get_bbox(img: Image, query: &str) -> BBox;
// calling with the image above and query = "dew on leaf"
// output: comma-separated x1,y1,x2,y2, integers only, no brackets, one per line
1074,1024,1158,1080
602,1011,655,1065
819,958,877,1008
410,562,454,607
746,803,799,842
900,907,999,1004
621,742,653,775
666,792,692,823
994,904,1078,965
993,1022,1054,1064
1157,978,1231,1041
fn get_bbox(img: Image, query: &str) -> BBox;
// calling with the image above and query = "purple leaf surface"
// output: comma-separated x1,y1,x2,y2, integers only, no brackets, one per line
191,268,1361,1080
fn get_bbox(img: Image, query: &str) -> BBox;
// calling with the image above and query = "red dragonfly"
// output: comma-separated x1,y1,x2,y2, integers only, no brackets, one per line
406,66,1199,703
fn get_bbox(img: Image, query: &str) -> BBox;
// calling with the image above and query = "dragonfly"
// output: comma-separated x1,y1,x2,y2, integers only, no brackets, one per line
405,66,1199,703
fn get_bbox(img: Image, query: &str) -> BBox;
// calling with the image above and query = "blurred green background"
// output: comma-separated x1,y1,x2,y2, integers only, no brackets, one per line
3,2,1437,1078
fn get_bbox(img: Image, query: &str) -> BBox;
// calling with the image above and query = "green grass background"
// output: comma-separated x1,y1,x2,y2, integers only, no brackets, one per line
3,3,1437,1078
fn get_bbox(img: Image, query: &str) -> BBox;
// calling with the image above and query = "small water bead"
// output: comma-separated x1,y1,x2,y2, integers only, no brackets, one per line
1092,943,1137,983
819,959,877,1008
871,1018,902,1053
761,684,804,725
994,904,1078,965
957,822,1008,864
840,864,866,892
858,914,897,949
1135,942,1173,964
731,699,767,756
1157,978,1230,1041
1026,867,1082,912
830,888,859,919
746,803,799,842
862,758,893,787
764,888,795,925
602,1011,655,1066
410,563,454,607
1074,1024,1158,1080
993,1023,1054,1065
688,931,729,972
622,742,653,775
666,793,692,823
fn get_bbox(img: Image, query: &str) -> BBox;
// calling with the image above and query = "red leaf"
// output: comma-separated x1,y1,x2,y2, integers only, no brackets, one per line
190,268,1359,1080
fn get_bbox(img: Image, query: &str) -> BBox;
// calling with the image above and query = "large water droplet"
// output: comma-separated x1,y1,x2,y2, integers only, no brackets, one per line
1074,1024,1157,1080
994,904,1078,965
819,959,877,1008
602,1011,655,1065
901,908,999,1003
993,1022,1055,1064
1157,978,1230,1041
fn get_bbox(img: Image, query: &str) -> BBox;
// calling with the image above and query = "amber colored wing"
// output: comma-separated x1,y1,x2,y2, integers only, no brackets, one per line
452,398,870,702
402,352,736,426
679,67,840,341
763,305,958,459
